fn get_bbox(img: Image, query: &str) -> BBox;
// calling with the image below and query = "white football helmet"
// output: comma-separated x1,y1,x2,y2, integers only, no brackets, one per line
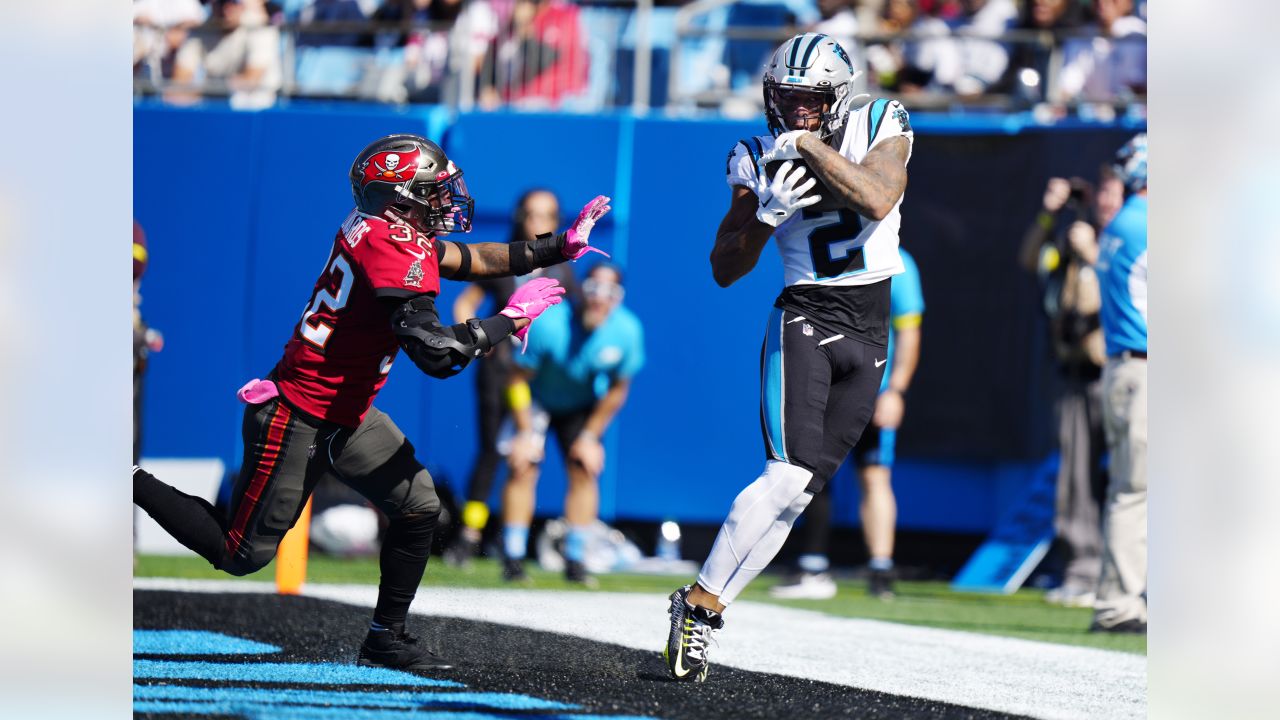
763,33,867,140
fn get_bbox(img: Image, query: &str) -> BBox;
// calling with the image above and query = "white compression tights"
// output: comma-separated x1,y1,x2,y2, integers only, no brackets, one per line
697,460,814,606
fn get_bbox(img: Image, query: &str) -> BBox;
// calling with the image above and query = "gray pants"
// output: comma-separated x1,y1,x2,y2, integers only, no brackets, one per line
1054,376,1107,591
1094,357,1148,626
222,399,439,575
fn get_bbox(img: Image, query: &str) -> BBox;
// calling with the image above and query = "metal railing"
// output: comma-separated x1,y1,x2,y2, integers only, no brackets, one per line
133,1,1146,114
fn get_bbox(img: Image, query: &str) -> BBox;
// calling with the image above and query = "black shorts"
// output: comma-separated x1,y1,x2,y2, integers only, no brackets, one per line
545,407,591,460
759,307,887,493
222,399,438,572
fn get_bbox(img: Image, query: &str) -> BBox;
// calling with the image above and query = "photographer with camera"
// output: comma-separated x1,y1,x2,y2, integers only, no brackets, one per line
1019,170,1124,607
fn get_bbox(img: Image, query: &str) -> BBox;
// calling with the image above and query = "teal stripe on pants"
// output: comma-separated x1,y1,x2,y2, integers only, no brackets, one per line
762,308,787,462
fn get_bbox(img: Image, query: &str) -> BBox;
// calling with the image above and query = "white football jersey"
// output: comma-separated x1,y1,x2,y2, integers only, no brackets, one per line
726,98,914,288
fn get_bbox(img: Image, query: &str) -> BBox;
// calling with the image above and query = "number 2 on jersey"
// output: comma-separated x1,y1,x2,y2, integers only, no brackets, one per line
805,208,865,280
300,253,354,349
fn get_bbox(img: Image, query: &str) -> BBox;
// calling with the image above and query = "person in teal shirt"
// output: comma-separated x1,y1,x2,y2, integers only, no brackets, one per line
499,263,645,584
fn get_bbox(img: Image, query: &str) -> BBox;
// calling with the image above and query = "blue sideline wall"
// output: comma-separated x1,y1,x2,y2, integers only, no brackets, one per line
134,102,1141,532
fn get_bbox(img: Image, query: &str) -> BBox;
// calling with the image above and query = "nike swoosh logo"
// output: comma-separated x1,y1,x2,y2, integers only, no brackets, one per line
875,358,887,368
671,641,694,678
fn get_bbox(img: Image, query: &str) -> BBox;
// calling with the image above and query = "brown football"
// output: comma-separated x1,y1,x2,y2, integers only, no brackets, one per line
763,159,841,213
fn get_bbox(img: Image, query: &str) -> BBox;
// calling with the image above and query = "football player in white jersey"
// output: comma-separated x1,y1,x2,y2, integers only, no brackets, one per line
663,32,913,682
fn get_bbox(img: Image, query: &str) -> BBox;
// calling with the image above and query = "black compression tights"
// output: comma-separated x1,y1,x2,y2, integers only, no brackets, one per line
372,509,440,629
133,468,227,566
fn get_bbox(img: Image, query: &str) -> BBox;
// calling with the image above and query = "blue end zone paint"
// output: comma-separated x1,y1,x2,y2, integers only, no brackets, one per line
951,454,1059,593
135,685,576,711
134,630,281,655
134,660,464,687
134,704,654,720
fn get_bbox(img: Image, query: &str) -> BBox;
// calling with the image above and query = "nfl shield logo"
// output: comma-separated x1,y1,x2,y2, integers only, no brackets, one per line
802,323,814,336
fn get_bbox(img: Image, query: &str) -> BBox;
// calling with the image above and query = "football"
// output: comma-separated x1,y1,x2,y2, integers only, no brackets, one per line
763,158,841,213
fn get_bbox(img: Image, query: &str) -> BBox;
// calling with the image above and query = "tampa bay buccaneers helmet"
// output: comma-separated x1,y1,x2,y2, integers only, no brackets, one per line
763,33,866,141
349,134,474,234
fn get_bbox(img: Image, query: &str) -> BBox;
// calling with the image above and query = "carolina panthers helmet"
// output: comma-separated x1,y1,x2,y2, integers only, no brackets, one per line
1112,133,1147,194
349,134,475,234
763,33,865,140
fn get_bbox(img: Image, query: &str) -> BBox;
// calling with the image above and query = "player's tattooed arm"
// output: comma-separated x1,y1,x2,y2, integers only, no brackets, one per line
796,133,909,221
710,187,775,287
437,240,534,280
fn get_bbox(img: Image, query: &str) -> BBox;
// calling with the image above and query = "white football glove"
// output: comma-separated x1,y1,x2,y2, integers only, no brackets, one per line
746,160,821,228
759,129,812,164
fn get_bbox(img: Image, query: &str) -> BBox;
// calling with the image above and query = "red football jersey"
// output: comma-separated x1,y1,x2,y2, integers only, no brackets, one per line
275,210,442,427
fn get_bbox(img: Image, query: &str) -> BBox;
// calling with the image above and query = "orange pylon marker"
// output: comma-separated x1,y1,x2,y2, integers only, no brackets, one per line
276,497,313,595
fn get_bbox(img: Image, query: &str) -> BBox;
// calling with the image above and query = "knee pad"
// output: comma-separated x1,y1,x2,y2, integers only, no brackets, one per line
720,460,814,561
394,474,442,522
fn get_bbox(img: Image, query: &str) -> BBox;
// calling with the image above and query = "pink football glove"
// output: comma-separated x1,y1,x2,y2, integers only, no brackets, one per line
499,276,566,352
562,195,612,260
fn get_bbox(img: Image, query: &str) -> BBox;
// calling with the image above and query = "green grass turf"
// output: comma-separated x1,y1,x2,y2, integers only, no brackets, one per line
136,554,1145,655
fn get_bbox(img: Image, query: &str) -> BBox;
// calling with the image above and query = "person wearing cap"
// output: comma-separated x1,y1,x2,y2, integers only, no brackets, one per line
499,262,645,586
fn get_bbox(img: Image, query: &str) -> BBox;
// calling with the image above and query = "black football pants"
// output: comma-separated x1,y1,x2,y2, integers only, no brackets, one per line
134,399,441,628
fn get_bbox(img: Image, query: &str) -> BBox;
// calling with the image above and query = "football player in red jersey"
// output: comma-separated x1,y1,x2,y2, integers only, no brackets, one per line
133,134,611,670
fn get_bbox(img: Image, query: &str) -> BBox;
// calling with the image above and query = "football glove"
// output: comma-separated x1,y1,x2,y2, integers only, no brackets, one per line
563,195,612,260
499,276,566,352
759,129,811,164
747,160,821,228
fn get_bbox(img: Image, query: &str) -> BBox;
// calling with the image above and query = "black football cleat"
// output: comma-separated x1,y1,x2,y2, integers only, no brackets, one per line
564,559,599,588
868,568,896,600
357,624,454,671
502,557,529,583
663,585,723,682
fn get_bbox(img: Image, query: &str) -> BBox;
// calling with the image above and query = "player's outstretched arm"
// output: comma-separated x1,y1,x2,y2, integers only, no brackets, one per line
387,279,568,379
710,187,775,288
796,133,909,221
437,196,611,280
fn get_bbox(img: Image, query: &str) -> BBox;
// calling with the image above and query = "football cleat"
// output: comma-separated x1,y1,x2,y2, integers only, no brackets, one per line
357,624,453,671
768,572,837,600
663,585,723,683
502,557,529,583
868,568,896,600
564,559,599,589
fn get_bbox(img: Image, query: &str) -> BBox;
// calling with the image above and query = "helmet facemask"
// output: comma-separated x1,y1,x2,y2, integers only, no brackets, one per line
393,165,475,235
765,82,843,140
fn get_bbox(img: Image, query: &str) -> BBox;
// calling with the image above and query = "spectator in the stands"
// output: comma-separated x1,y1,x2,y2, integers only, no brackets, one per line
865,0,952,95
133,0,206,81
940,0,1017,96
1008,0,1086,103
1056,0,1146,104
298,0,366,47
481,0,587,108
367,0,498,104
172,0,283,109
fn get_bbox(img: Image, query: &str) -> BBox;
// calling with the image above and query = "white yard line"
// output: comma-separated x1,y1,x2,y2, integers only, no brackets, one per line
135,578,1146,720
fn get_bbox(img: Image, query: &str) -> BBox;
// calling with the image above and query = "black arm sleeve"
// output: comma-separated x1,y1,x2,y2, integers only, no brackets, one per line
509,231,568,276
436,239,473,281
388,295,517,379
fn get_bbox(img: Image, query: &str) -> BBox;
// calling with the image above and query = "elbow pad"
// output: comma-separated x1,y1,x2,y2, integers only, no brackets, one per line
391,296,512,379
391,296,484,379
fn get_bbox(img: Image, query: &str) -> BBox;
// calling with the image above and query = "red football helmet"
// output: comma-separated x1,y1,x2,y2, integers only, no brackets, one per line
348,134,474,234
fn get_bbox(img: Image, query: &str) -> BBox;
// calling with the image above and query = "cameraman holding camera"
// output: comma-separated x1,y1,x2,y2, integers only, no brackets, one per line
1019,171,1124,607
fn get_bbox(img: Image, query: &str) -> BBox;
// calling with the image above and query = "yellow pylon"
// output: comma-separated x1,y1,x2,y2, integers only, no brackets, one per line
275,497,313,595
